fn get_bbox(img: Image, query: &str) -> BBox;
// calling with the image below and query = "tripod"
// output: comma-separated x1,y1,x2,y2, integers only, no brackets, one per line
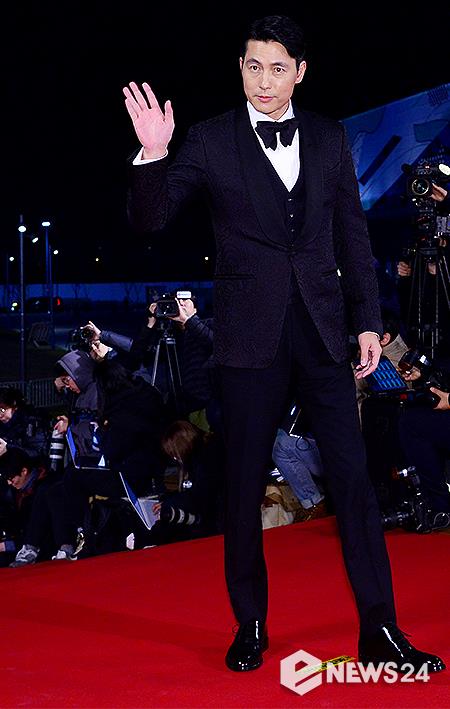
407,240,450,357
151,320,184,416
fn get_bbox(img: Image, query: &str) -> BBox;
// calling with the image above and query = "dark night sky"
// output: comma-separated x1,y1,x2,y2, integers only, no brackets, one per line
4,1,450,282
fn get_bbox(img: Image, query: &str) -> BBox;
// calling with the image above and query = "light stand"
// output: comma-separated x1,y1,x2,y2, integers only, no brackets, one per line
18,218,27,386
42,221,55,348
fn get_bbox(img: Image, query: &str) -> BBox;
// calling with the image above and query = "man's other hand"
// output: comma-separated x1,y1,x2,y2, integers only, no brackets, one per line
355,332,382,379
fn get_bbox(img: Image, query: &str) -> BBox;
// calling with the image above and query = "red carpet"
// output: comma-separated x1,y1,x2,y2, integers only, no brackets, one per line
1,518,449,708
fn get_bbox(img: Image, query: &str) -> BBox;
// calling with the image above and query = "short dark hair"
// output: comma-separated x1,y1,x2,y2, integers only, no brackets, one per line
0,387,25,410
242,15,306,69
0,448,32,480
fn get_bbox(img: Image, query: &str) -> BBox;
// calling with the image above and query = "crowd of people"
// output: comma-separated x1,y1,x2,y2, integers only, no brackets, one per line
1,273,449,570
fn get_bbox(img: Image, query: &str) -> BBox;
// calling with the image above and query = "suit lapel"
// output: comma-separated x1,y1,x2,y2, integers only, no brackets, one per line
294,108,324,248
234,105,291,248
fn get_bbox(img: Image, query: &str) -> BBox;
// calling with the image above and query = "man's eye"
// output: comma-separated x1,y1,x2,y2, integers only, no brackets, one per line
249,65,259,72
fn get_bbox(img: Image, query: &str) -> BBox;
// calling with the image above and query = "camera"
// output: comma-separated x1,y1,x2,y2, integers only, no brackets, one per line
404,162,450,201
402,160,450,242
154,290,192,318
68,325,96,352
381,466,432,533
80,326,96,343
397,349,446,408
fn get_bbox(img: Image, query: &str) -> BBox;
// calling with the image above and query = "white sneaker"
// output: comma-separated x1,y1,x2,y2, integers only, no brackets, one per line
10,544,39,567
52,549,77,561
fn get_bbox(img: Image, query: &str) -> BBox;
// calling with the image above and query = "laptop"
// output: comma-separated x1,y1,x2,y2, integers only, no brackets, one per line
119,472,160,530
66,425,110,471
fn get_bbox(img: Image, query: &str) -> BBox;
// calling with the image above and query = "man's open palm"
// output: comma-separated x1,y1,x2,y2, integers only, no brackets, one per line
123,81,174,158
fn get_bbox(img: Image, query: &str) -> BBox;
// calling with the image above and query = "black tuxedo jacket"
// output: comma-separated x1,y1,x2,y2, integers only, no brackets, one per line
128,104,382,368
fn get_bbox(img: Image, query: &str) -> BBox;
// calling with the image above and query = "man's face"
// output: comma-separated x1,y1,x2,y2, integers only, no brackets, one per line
8,468,31,490
240,40,306,120
54,375,80,394
0,406,15,424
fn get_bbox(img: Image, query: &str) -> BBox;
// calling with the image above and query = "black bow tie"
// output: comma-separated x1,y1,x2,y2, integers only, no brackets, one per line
255,117,299,151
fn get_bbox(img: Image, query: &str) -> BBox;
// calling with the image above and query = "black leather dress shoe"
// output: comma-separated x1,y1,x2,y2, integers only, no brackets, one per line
225,619,268,672
359,622,445,673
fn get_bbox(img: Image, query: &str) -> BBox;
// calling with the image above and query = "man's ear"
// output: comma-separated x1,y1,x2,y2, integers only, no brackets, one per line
20,467,29,478
239,57,243,71
295,60,307,85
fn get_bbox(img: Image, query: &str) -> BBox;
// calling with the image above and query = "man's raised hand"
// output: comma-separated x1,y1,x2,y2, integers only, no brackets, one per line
123,81,174,159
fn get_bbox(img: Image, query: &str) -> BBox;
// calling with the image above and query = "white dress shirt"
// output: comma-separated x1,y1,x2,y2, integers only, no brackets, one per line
246,100,300,192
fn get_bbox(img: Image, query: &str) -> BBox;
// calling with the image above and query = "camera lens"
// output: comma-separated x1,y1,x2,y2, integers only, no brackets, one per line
411,177,431,197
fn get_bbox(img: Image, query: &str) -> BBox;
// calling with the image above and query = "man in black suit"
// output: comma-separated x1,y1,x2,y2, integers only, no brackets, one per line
124,15,444,674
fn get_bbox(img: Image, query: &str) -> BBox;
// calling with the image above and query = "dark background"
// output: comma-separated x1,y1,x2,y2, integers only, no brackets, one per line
4,1,450,282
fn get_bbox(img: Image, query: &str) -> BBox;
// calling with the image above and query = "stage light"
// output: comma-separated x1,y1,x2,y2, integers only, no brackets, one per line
18,225,27,233
53,249,59,255
9,256,15,262
95,257,100,262
204,256,209,261
32,237,39,244
42,221,51,227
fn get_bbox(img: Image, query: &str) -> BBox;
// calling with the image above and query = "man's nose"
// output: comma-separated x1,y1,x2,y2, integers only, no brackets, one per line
259,71,272,90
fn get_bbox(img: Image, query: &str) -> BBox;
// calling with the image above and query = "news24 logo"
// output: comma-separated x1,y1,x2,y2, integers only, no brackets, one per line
280,649,430,696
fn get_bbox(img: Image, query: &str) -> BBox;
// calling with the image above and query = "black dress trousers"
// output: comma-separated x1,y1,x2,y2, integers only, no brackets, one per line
220,295,397,634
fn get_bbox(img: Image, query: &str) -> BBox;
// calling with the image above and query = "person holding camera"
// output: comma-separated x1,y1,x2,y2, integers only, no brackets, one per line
398,361,450,527
124,15,444,673
396,184,450,351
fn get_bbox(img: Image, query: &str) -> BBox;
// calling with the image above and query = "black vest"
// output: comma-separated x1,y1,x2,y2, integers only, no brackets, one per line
258,142,306,300
260,143,306,246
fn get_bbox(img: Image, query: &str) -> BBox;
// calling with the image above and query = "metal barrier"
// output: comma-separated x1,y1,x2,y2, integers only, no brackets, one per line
0,378,60,408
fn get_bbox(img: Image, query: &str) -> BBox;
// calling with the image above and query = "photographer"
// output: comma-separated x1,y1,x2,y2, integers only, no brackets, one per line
398,360,450,527
396,183,450,351
85,292,219,428
139,420,224,547
165,297,219,429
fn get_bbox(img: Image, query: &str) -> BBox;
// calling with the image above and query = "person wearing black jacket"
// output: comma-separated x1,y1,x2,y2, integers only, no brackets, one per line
124,15,443,673
55,359,167,557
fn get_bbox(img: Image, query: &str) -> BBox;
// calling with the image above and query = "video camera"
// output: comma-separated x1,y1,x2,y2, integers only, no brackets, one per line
397,349,447,408
404,162,450,201
364,350,447,408
154,290,192,319
402,160,450,243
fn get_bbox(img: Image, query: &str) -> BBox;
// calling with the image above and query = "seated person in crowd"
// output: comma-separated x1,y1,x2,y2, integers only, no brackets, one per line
271,403,327,520
0,387,48,463
53,349,100,441
8,356,168,565
0,448,52,567
54,359,168,559
139,420,224,547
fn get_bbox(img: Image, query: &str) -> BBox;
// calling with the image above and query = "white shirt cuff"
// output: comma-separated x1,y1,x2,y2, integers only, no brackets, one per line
132,147,168,165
